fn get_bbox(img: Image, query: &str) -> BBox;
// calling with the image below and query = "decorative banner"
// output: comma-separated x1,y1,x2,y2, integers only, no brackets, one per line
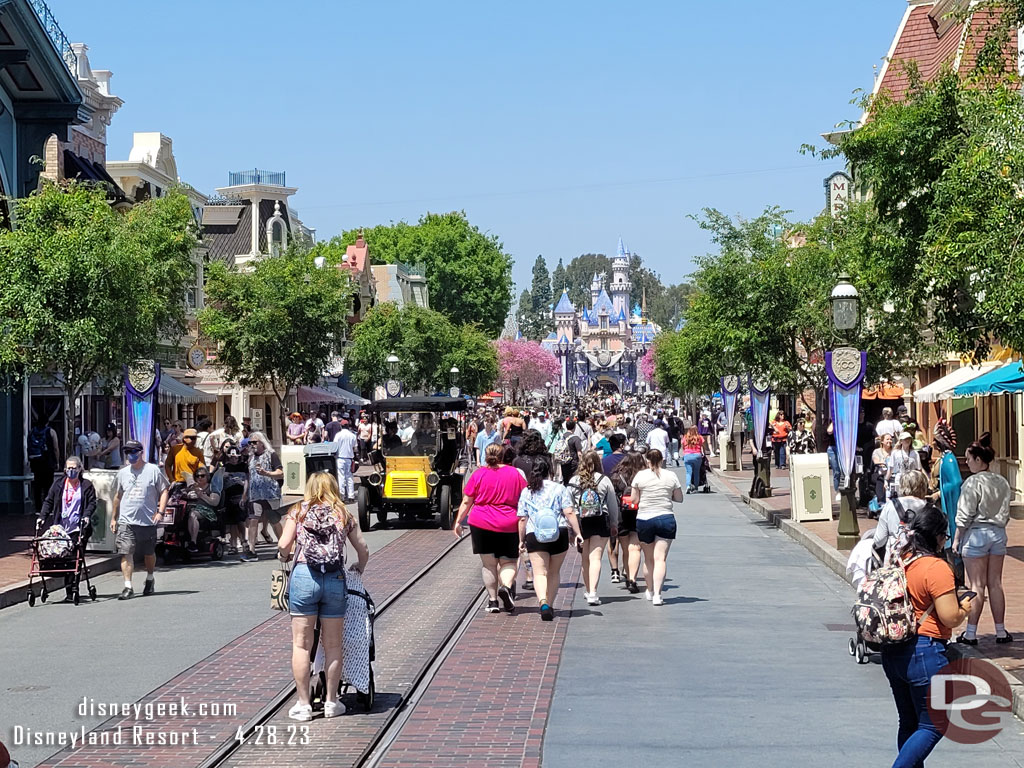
748,375,771,455
124,360,161,462
720,375,741,434
826,347,867,486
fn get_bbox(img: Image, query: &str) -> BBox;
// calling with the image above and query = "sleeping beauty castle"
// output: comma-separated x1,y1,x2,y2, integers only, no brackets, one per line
541,238,660,395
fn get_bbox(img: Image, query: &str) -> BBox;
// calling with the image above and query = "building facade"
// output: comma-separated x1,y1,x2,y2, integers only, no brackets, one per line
542,238,659,395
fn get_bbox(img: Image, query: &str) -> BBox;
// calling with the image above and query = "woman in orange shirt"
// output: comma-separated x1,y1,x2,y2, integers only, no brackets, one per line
770,412,792,470
880,504,972,767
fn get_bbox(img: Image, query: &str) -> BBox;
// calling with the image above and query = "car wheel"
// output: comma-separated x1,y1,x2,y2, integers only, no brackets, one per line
357,486,371,532
438,485,453,530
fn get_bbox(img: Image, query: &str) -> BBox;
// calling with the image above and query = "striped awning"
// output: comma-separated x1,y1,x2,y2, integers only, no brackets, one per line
160,374,217,404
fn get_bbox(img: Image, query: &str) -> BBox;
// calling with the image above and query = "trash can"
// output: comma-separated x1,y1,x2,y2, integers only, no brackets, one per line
790,453,831,523
280,444,306,495
84,469,119,552
304,443,338,480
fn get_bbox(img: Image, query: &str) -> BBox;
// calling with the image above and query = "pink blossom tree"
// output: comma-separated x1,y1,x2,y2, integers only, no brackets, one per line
639,348,657,384
494,339,562,401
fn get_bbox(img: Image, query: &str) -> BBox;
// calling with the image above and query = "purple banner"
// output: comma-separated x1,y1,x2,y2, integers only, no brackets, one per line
124,361,161,463
826,349,867,487
749,375,771,455
720,375,741,434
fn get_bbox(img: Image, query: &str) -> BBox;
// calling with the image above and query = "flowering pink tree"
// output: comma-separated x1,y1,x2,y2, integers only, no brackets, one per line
494,339,562,400
639,348,657,384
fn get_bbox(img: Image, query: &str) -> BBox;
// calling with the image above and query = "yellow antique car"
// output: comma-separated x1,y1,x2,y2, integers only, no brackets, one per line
356,397,466,531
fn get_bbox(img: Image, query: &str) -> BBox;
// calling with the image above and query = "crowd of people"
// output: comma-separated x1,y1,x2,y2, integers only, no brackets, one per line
455,396,690,616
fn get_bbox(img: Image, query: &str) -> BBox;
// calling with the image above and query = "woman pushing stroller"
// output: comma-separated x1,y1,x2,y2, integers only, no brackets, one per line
38,455,96,601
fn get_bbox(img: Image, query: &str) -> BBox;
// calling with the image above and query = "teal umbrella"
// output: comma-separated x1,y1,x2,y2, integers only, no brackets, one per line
953,361,1024,396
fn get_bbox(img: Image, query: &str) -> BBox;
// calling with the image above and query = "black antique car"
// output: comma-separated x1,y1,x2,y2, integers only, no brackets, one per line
356,397,466,531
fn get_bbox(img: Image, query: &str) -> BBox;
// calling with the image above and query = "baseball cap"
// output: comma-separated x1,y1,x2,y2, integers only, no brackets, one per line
124,440,143,452
898,430,913,441
182,428,198,438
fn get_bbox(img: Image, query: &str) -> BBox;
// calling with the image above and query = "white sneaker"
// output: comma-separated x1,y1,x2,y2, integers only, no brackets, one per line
835,493,842,502
645,590,653,601
652,594,664,606
585,593,601,606
323,700,346,718
288,703,313,721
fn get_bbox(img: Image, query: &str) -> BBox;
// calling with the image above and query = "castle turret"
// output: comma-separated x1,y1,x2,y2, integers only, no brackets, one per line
610,237,632,317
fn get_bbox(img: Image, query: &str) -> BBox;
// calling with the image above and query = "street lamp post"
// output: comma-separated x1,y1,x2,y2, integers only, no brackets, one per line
545,381,552,409
829,273,863,550
449,366,460,398
385,353,402,398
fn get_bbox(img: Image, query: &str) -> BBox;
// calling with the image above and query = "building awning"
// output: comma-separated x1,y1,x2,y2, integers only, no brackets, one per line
953,361,1024,397
322,384,369,406
913,363,1002,403
862,382,906,400
160,374,217,404
296,385,339,404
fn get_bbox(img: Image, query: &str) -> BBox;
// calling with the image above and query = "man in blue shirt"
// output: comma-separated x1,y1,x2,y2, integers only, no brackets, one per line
473,420,500,466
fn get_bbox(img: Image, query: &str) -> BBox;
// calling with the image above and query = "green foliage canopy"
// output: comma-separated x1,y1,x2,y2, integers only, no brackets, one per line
338,211,513,337
345,303,498,396
0,182,199,453
200,242,353,437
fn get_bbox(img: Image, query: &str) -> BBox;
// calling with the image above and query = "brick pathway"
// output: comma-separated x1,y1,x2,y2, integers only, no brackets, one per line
714,465,1024,692
376,548,582,768
222,535,485,767
35,529,457,768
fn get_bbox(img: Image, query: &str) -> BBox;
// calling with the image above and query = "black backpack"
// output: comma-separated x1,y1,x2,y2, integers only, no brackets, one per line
27,427,48,460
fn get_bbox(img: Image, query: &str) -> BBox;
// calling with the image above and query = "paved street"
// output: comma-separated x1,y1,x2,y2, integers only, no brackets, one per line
0,524,405,768
546,466,1024,768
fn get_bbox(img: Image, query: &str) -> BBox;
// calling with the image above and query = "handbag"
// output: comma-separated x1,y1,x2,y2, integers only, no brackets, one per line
271,540,297,611
270,564,290,611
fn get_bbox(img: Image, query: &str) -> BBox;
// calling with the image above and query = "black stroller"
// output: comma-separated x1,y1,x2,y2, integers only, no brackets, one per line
26,519,96,606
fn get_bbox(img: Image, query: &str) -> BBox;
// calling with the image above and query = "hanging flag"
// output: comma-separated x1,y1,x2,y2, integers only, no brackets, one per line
826,348,867,487
720,375,742,434
124,360,161,462
748,375,771,456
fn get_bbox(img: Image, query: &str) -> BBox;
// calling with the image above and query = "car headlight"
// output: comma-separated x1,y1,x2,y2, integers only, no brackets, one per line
426,472,440,487
368,472,383,486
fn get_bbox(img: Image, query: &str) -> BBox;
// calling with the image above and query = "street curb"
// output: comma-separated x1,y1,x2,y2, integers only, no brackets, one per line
718,477,1024,723
0,553,121,610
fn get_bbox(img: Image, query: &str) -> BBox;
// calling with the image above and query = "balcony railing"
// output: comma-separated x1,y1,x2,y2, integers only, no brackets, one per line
227,169,286,187
28,0,76,75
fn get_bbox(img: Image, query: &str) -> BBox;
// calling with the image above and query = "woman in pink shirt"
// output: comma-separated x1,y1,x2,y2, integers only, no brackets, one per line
681,426,705,493
453,442,527,614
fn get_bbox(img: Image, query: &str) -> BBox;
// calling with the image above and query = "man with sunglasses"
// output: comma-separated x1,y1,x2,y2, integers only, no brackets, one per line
111,440,169,600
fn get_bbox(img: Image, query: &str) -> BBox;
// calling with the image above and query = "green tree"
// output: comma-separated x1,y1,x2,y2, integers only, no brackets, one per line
515,288,532,340
832,67,1024,358
345,303,497,395
525,254,552,340
550,258,567,299
0,182,199,455
338,211,513,336
655,206,927,413
563,253,611,309
200,242,354,440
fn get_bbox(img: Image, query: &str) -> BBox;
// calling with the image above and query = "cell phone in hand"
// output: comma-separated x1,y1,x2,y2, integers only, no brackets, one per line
958,590,977,602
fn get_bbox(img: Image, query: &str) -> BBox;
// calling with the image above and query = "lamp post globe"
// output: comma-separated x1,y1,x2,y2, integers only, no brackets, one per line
830,272,860,332
386,353,400,379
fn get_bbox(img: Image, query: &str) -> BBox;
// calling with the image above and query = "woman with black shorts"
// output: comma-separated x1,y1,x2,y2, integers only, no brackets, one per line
454,443,528,613
610,451,647,593
517,454,584,621
567,451,619,606
631,449,683,606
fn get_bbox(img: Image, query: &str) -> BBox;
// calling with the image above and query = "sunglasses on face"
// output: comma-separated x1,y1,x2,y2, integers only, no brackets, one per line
195,473,209,479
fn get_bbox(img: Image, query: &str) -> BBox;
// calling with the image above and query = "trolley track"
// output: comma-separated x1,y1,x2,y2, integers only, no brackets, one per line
202,529,483,768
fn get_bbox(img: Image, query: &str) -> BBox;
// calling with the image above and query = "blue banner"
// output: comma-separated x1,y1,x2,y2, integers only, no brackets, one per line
826,348,867,487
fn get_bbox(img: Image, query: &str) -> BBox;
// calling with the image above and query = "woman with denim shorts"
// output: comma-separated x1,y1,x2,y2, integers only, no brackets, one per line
278,473,370,721
953,432,1014,645
879,504,972,767
630,449,683,606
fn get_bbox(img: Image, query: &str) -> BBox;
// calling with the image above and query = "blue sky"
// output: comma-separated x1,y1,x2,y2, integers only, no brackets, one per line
51,0,902,292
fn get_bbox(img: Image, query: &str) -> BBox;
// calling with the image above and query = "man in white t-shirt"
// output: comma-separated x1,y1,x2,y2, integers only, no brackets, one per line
875,407,902,440
647,420,671,457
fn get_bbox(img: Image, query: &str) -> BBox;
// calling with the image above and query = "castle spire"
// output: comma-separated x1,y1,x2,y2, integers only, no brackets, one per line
641,287,647,322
